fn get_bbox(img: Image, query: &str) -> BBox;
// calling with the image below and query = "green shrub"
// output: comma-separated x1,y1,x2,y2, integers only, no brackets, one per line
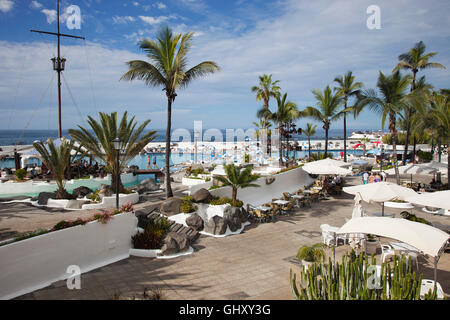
132,216,171,249
208,185,221,191
310,152,334,161
417,150,432,161
244,154,250,163
205,176,211,182
209,196,243,208
180,196,197,213
14,168,27,181
296,243,327,263
90,190,101,202
400,211,431,225
191,168,204,177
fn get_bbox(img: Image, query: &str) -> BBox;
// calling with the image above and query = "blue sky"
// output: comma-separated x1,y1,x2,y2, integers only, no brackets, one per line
0,0,448,132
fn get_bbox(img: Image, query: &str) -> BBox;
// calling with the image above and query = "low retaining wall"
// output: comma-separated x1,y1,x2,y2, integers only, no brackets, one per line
81,192,140,210
0,212,138,300
0,173,138,197
210,166,314,206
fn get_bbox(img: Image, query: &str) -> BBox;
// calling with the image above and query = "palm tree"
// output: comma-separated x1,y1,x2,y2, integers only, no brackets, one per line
253,119,272,142
263,93,299,166
360,137,371,157
355,71,412,184
33,138,78,199
427,92,449,185
252,74,281,155
302,123,317,159
69,111,157,194
120,26,220,198
214,164,260,205
394,41,446,163
333,71,363,162
304,86,344,156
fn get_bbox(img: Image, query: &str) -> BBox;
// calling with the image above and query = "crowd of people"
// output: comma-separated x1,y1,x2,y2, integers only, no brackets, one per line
362,171,387,184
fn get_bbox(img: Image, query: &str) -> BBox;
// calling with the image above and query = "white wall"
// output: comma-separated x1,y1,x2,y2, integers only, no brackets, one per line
210,166,314,206
0,212,137,300
0,173,138,197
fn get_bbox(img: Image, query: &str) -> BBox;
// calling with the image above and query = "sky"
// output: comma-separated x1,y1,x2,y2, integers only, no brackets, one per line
0,0,449,133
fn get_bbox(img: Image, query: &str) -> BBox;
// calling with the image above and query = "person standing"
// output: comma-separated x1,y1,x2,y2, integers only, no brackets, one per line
147,154,152,169
362,171,369,184
380,171,387,182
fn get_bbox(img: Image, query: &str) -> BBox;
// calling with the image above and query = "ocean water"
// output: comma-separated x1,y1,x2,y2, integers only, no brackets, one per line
0,128,381,146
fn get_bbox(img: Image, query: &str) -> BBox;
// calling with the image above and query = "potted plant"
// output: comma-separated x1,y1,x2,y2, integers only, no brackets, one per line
296,243,327,270
365,234,378,255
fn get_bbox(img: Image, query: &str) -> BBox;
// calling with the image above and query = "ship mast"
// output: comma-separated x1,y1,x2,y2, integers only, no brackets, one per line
30,0,85,139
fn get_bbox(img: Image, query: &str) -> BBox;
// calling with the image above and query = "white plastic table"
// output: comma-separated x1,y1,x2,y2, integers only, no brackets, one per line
255,205,272,212
273,199,289,205
312,187,322,190
303,190,314,194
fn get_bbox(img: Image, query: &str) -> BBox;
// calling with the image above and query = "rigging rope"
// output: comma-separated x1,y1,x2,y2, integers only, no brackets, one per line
7,49,29,130
82,39,99,116
16,72,56,147
61,72,85,125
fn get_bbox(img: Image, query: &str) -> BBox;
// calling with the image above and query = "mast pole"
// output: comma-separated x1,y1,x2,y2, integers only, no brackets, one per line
57,0,62,139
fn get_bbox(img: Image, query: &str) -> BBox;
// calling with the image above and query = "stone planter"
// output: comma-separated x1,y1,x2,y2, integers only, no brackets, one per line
365,240,378,255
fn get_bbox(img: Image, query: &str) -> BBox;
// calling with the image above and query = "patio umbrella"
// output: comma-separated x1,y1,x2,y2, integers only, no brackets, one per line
385,164,437,176
303,164,352,176
351,193,365,218
337,217,450,282
304,158,351,168
404,190,450,211
343,182,418,215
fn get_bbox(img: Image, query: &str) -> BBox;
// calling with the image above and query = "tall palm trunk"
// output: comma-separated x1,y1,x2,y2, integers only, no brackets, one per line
232,187,237,204
308,136,311,159
324,122,329,157
438,139,441,162
389,111,400,184
343,99,347,162
165,97,173,198
111,171,125,194
279,126,283,166
447,144,450,190
403,71,416,164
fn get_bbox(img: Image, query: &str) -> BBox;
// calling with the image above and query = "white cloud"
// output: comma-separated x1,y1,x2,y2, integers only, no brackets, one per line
133,1,139,6
112,16,136,24
155,2,167,9
139,15,174,25
41,9,57,24
0,0,14,13
30,0,42,9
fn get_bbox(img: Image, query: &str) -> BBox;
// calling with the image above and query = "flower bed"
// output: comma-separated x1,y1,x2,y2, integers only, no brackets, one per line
0,203,137,300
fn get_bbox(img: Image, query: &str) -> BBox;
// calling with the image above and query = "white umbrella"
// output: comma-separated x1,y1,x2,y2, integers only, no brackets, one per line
385,164,437,175
304,158,351,168
343,182,417,203
405,190,450,211
418,161,447,176
343,182,418,215
303,164,352,176
337,217,450,282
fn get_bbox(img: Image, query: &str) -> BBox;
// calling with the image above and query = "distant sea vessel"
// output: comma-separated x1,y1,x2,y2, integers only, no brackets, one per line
348,130,385,140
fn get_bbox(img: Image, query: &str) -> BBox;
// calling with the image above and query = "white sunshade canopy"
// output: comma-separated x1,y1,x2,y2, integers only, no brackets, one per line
343,182,418,203
337,217,449,258
303,165,352,176
405,190,450,211
418,161,447,176
304,158,351,168
385,164,437,175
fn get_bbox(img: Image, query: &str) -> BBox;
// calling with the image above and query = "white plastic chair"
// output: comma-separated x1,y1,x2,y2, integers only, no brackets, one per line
420,280,444,299
381,244,395,263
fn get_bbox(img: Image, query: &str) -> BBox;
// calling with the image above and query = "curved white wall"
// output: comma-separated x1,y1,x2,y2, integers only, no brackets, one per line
81,192,140,210
210,166,314,206
0,173,138,197
0,212,138,300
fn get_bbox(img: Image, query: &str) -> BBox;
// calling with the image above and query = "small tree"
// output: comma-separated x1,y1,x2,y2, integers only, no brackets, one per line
214,164,260,205
33,138,78,199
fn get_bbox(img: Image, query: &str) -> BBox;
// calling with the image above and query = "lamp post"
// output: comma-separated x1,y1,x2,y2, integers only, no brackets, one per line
194,130,200,164
112,137,122,209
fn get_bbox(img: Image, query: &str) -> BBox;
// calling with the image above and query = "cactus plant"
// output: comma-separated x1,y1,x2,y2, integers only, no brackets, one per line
290,250,438,300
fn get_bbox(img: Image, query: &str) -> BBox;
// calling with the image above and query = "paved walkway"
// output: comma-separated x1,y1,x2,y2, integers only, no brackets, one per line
17,177,450,300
